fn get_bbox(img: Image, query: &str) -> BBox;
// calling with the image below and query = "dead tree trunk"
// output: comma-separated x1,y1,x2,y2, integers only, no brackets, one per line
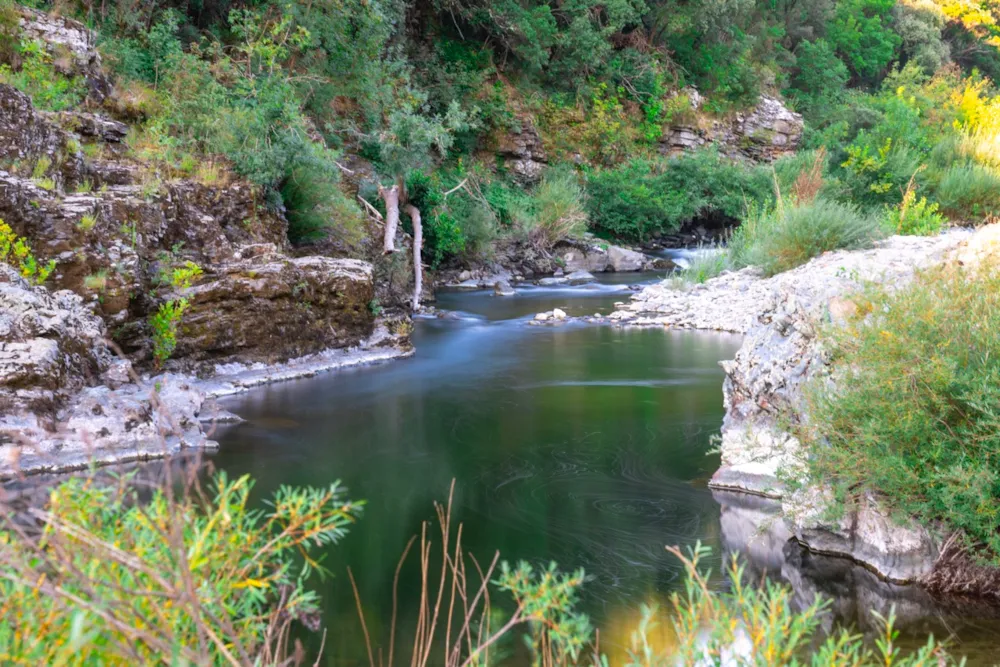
404,203,423,311
379,184,400,253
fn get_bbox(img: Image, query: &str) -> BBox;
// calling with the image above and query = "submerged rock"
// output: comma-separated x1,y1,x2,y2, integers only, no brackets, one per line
564,270,595,285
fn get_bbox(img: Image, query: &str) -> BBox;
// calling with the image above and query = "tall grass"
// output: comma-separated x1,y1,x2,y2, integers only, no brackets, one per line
934,163,1000,220
729,198,882,276
803,260,1000,561
524,167,589,247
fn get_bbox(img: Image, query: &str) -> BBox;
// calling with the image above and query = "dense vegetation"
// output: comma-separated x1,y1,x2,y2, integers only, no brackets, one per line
804,260,1000,561
2,0,999,269
0,473,961,664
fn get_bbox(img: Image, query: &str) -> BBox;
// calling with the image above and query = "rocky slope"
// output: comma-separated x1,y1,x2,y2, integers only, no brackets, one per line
0,10,418,476
613,227,992,585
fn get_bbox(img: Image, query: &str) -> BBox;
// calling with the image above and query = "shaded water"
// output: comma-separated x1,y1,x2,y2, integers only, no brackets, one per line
210,275,1000,665
211,275,742,663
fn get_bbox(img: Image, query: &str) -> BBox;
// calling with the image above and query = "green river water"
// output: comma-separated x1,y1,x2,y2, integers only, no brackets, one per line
208,275,1000,666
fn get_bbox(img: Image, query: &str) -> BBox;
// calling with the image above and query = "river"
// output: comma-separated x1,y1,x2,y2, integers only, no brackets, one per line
209,274,1000,665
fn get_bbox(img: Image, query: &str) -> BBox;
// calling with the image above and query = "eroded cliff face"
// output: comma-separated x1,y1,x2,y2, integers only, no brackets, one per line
0,12,415,475
707,227,1000,585
0,82,382,368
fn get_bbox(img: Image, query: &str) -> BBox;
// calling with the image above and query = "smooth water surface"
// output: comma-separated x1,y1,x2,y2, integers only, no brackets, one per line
211,276,742,663
209,276,1000,665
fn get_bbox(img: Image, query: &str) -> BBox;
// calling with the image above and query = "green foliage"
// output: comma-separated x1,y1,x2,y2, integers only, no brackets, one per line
150,297,189,364
677,248,728,284
894,0,950,74
0,218,56,283
827,0,902,84
786,39,850,113
0,40,87,111
884,182,945,235
0,0,20,68
522,166,589,246
730,198,881,276
933,162,1000,219
655,543,957,666
803,261,1000,560
494,561,593,664
585,152,772,242
0,472,361,664
281,160,365,245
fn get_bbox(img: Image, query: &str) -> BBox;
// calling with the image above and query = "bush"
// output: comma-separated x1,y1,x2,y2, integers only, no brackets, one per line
884,180,944,235
585,152,773,242
933,163,1000,220
803,261,1000,560
0,472,361,664
0,40,87,111
677,247,728,284
281,162,365,246
524,166,588,246
0,218,55,283
654,544,956,666
731,198,881,276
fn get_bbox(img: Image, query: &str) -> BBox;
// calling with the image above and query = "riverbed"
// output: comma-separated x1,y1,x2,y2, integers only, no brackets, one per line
209,274,1000,665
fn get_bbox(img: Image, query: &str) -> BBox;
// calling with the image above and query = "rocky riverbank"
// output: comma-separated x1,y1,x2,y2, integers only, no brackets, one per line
0,259,412,477
607,225,1000,591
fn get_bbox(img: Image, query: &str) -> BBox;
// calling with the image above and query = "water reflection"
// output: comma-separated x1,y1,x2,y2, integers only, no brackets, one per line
715,490,1000,664
211,296,742,664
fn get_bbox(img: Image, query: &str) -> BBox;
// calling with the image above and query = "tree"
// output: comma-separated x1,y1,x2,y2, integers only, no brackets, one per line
827,0,902,84
372,98,470,310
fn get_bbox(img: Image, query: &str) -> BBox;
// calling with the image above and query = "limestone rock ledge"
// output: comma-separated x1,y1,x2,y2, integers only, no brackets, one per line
1,263,411,477
615,228,990,583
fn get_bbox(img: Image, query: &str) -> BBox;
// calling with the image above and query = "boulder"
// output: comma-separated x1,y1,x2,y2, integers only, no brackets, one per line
553,240,609,273
564,270,595,285
174,256,376,365
607,245,646,272
493,280,515,296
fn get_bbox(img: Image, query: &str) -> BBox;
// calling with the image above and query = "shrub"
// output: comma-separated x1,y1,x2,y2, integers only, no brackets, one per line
525,166,588,246
585,152,772,242
933,163,1000,220
281,163,365,246
653,544,957,666
677,247,728,284
803,261,1000,560
884,177,944,235
732,198,881,276
0,40,86,111
0,472,361,664
0,218,55,283
150,297,189,365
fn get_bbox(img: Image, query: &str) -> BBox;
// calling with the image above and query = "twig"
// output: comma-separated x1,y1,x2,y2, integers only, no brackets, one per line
349,567,376,667
358,195,384,223
442,179,469,197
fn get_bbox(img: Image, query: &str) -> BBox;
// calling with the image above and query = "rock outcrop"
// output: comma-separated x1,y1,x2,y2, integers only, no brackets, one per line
18,7,113,102
661,95,803,162
176,255,375,365
495,112,547,184
613,229,982,582
0,263,210,474
0,83,381,368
